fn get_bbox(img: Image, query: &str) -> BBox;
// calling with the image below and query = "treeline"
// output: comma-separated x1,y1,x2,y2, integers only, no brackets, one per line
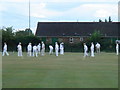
1,27,41,51
1,27,118,52
98,16,112,22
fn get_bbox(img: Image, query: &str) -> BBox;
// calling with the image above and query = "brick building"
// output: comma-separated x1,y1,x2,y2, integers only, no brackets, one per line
35,22,119,44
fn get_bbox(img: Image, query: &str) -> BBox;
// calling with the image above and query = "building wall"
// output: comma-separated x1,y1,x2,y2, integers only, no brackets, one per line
38,36,118,52
39,37,88,44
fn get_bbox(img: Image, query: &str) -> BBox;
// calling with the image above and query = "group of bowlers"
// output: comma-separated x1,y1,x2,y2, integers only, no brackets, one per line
83,42,101,57
2,41,119,57
2,41,64,57
84,41,119,57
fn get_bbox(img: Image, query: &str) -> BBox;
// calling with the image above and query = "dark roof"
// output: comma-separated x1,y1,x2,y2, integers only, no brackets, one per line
35,22,119,37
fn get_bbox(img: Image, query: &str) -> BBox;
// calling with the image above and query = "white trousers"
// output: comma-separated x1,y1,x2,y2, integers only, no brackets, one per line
96,48,100,53
18,50,22,57
60,49,64,55
2,50,9,56
49,49,53,55
33,50,38,57
91,50,94,57
55,49,59,56
38,49,41,54
41,48,45,56
28,50,32,56
84,50,88,57
116,48,119,55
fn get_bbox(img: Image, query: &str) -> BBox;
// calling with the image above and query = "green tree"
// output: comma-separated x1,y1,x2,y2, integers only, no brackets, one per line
15,35,41,51
25,28,33,35
109,16,112,22
105,19,107,22
89,30,101,43
15,31,26,36
15,28,33,36
99,19,102,22
2,27,15,51
2,27,15,42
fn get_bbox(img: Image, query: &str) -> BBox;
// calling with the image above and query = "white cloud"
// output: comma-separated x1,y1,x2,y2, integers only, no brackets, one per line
1,0,28,3
94,9,111,18
0,3,7,12
2,2,117,20
62,3,118,20
32,14,46,18
1,0,118,19
39,2,46,8
30,2,62,19
2,0,119,3
30,2,47,18
46,0,119,3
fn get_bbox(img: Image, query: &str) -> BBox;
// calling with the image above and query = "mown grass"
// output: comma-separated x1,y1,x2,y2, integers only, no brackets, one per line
2,52,118,88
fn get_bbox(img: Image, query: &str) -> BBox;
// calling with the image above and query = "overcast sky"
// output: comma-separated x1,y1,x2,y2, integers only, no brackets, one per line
0,0,119,33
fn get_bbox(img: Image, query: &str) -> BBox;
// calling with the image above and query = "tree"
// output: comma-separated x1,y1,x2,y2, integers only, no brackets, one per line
105,19,107,22
14,35,41,51
25,28,33,35
16,31,26,36
89,30,101,43
2,27,15,42
99,19,102,22
1,26,39,51
109,16,112,22
2,27,15,37
15,28,33,37
2,27,15,51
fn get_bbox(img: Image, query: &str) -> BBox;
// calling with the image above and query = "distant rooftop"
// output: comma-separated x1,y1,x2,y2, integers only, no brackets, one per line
35,22,119,37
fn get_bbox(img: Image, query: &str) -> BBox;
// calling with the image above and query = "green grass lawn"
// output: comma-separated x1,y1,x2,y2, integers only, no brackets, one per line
2,52,118,88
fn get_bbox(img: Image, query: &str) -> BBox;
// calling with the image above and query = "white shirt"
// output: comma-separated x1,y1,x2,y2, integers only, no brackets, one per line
49,45,53,50
91,44,94,51
33,46,37,51
60,44,64,49
55,44,59,50
17,45,22,51
3,44,7,51
116,44,119,49
37,44,41,50
84,45,88,51
42,43,45,49
96,43,100,48
27,44,32,51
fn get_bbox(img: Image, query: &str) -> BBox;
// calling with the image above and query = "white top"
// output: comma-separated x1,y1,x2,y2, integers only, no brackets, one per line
96,43,100,48
116,44,119,49
27,44,32,51
33,46,37,51
42,43,45,49
17,45,22,51
60,43,64,49
37,44,41,50
55,44,59,50
84,45,88,51
91,44,94,51
49,45,53,50
3,44,7,51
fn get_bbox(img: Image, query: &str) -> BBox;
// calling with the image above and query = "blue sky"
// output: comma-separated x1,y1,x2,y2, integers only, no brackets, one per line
0,0,119,33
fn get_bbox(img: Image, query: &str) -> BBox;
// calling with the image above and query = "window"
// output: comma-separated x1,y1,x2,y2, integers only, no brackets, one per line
69,37,74,43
